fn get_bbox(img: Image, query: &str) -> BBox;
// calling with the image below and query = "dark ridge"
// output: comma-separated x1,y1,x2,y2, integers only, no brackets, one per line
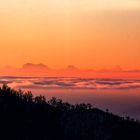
0,85,140,140
22,63,48,69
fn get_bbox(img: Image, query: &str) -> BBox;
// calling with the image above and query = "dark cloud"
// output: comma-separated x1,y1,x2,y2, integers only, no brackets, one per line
34,81,75,87
95,80,134,85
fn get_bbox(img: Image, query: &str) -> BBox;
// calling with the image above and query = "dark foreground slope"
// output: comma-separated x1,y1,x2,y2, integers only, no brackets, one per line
0,85,140,140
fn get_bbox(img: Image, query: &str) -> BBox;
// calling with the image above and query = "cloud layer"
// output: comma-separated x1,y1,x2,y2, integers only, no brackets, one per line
1,76,140,90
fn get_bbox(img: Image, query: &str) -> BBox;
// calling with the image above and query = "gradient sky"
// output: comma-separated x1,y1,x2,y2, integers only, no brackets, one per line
0,0,140,69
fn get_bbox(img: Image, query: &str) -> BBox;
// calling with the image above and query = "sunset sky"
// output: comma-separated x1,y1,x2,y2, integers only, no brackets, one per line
0,0,140,70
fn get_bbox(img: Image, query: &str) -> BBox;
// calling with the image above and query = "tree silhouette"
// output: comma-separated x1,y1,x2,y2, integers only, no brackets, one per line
0,85,139,140
35,95,46,104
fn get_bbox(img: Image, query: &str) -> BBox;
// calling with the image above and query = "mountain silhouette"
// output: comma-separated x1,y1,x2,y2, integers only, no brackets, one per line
22,63,49,70
0,85,140,140
65,65,79,71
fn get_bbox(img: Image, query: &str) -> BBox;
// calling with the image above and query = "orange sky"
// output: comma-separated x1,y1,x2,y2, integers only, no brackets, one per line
0,0,140,70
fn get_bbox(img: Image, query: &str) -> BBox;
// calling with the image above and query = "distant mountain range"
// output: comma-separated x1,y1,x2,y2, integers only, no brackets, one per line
22,63,79,71
0,63,140,78
21,63,140,73
22,63,49,70
21,63,123,72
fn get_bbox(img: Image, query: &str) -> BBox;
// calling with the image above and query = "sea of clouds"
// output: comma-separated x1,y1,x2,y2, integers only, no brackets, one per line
0,76,140,90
